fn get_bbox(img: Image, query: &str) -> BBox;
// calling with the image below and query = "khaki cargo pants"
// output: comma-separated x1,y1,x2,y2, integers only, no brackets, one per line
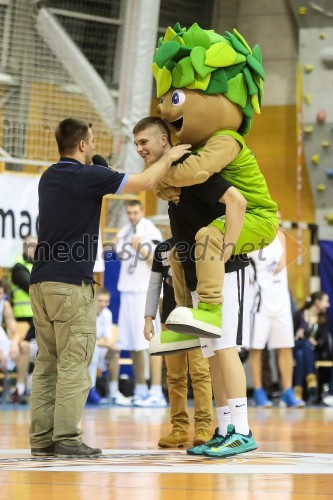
167,247,212,433
29,281,96,448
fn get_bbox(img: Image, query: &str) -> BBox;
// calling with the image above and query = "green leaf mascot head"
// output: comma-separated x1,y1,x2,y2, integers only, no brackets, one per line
152,22,264,147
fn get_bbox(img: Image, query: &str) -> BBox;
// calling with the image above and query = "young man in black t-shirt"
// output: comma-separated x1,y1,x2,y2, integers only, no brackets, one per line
144,237,212,448
29,117,190,459
134,116,257,457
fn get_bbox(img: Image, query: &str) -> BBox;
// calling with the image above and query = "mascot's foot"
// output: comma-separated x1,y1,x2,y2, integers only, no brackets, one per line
149,329,201,356
165,303,222,338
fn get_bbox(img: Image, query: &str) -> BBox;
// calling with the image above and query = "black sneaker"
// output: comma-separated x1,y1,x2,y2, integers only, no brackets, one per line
31,444,55,456
307,386,319,405
54,442,102,458
18,393,29,405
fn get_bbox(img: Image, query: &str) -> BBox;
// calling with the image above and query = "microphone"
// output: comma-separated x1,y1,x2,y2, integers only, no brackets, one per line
92,154,109,168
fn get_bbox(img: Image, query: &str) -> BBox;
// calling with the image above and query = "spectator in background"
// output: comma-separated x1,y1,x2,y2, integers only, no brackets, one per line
87,287,131,405
10,237,39,402
322,368,333,407
0,280,31,403
114,200,166,406
11,236,37,340
293,291,332,404
249,228,305,408
0,279,20,369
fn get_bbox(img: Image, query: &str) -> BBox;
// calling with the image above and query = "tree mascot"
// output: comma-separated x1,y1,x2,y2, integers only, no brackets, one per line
152,22,278,338
148,22,279,457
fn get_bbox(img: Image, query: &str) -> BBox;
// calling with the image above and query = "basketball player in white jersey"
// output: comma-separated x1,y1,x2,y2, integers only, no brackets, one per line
249,226,305,408
115,201,166,406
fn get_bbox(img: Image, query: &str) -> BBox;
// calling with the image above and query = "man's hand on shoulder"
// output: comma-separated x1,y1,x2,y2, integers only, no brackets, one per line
165,144,192,163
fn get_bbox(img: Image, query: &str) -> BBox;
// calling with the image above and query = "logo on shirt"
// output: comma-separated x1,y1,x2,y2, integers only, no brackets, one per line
161,251,170,267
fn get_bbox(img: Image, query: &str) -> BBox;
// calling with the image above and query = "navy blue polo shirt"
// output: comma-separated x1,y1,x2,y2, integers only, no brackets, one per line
30,157,128,285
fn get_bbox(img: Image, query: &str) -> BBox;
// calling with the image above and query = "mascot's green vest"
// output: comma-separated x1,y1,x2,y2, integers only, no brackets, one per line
196,129,278,217
11,256,33,318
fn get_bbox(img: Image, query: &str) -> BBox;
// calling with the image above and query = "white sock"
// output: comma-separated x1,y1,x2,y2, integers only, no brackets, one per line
149,384,163,396
191,291,199,309
216,406,231,436
135,383,149,397
17,383,25,396
228,397,250,435
109,381,118,398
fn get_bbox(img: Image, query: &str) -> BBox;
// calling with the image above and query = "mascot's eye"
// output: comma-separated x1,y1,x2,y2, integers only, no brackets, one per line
160,97,163,104
171,90,186,106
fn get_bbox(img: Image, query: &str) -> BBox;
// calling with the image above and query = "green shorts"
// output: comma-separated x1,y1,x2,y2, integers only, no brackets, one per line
210,212,279,255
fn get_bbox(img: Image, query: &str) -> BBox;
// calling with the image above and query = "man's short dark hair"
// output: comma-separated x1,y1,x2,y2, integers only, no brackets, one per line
126,199,143,210
55,117,92,154
133,116,172,146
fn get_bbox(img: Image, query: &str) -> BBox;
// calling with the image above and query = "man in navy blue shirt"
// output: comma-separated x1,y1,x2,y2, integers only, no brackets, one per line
29,117,189,459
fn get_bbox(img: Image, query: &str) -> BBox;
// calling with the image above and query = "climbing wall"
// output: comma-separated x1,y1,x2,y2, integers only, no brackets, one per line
300,25,333,239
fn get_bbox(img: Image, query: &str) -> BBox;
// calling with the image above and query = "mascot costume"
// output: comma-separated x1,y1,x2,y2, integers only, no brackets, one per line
148,22,282,457
151,23,278,340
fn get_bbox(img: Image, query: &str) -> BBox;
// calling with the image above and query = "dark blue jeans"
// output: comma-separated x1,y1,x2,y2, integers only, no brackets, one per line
293,338,316,386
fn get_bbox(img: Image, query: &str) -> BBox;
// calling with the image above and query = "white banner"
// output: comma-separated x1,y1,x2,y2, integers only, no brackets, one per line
0,173,105,272
0,174,39,267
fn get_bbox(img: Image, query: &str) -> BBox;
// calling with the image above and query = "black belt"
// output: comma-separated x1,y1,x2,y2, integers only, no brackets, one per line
236,267,246,345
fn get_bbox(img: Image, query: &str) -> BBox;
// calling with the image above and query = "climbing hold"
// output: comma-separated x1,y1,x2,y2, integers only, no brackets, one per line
317,184,326,192
298,7,307,14
304,64,314,73
312,154,320,165
322,141,331,148
325,168,333,179
325,213,333,225
320,33,327,40
303,93,313,105
303,125,314,134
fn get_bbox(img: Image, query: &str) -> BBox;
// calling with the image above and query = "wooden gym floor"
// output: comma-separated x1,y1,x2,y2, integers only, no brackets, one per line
0,404,332,499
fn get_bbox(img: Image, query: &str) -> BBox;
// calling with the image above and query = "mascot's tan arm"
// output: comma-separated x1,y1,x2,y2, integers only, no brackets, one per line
154,185,181,201
156,135,240,200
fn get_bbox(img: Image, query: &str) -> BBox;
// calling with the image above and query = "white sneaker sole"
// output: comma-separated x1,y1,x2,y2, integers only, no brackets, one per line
279,400,305,408
134,400,168,408
323,395,333,407
112,398,134,407
149,335,201,356
256,402,273,408
165,307,222,339
54,452,102,458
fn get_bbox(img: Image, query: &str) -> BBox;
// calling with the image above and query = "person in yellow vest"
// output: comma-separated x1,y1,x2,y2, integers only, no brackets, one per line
10,235,38,403
0,279,32,404
11,235,37,327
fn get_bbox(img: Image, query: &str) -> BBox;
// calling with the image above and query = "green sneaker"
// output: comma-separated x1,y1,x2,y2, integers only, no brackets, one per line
165,303,222,338
149,329,201,356
187,428,225,455
203,424,258,458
